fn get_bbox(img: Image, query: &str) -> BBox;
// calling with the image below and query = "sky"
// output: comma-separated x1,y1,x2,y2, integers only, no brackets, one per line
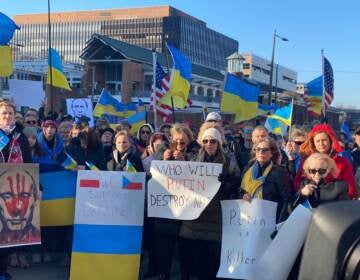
3,0,360,108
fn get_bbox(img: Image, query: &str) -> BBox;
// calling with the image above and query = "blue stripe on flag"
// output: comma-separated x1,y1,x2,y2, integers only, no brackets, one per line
72,224,143,254
40,171,77,200
224,73,259,102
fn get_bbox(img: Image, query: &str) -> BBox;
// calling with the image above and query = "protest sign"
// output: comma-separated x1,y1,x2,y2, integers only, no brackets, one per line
9,79,44,109
0,164,41,248
70,170,146,280
66,98,94,127
147,160,222,220
217,199,277,279
253,205,312,280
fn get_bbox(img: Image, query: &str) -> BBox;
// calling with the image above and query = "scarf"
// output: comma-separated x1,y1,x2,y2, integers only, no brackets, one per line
0,132,24,163
241,161,273,199
0,124,16,135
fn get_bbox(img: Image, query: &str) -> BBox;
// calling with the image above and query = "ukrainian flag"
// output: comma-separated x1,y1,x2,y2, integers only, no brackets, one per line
126,160,137,173
265,117,288,136
40,171,77,226
256,103,278,116
85,162,99,171
305,76,323,117
62,153,78,170
93,89,137,118
46,48,71,91
268,103,293,126
220,73,259,123
158,44,191,109
0,46,13,77
128,111,146,135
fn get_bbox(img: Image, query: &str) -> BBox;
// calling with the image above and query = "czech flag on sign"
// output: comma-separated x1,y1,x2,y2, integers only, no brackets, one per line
122,176,142,190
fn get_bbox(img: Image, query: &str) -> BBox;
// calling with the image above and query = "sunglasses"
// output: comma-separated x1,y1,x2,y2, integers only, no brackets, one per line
175,141,186,145
202,139,217,145
26,120,37,125
294,141,304,146
308,168,327,175
141,131,151,135
253,147,270,153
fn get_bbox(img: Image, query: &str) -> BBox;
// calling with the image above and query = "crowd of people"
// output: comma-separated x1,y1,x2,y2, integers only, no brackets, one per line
0,102,358,280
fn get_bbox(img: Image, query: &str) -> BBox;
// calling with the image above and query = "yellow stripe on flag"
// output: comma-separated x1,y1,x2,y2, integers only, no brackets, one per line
70,253,140,280
0,46,13,77
40,198,75,226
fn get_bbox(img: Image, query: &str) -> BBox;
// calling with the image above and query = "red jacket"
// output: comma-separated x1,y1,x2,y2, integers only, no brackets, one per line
293,154,356,200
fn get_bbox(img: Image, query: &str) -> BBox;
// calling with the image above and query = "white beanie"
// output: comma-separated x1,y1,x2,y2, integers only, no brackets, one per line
201,128,222,145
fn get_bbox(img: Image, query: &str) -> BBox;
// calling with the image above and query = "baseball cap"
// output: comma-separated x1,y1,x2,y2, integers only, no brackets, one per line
205,112,222,122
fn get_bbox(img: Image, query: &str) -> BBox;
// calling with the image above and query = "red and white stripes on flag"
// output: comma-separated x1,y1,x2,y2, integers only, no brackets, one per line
323,56,334,109
150,62,173,122
150,62,192,122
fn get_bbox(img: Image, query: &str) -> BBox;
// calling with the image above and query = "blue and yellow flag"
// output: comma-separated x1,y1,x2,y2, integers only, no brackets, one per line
256,103,278,116
305,76,323,117
268,103,293,126
128,111,146,135
126,160,137,173
220,73,259,123
265,117,288,136
86,162,100,171
46,48,71,91
158,44,191,109
93,89,137,119
40,171,77,226
62,153,78,170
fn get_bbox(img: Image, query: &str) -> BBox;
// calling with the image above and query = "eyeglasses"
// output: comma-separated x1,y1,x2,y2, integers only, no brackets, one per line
141,131,151,135
26,120,37,125
308,168,327,175
173,140,186,145
202,139,217,145
253,147,270,153
294,141,304,146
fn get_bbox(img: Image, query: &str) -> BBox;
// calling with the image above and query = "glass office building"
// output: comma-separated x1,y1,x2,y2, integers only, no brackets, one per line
12,6,238,70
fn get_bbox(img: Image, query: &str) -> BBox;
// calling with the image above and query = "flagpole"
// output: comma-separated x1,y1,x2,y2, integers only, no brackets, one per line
321,49,325,121
152,49,158,131
288,96,294,140
47,0,53,114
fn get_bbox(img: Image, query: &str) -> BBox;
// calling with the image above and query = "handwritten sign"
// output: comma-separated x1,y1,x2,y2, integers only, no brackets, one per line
217,199,277,279
147,160,222,220
252,205,312,280
74,171,145,225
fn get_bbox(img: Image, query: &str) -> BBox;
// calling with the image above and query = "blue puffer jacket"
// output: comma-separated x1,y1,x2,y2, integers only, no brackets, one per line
35,132,65,173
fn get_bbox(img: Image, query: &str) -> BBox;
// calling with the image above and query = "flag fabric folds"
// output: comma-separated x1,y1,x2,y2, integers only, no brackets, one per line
46,48,71,91
220,73,259,123
323,56,334,108
268,103,293,126
61,153,78,170
265,118,288,136
126,160,137,173
128,111,146,135
158,44,191,109
150,62,173,122
93,89,137,119
256,103,278,116
85,162,100,171
0,46,13,77
40,171,77,226
0,12,20,45
304,75,323,117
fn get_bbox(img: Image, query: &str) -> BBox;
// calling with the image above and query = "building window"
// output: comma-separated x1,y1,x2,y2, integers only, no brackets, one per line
243,63,250,69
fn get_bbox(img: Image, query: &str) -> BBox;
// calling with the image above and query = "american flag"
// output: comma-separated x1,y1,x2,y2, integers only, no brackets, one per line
323,56,334,108
150,62,192,122
150,62,173,122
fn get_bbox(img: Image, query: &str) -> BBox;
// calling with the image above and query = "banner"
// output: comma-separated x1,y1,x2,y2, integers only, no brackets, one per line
253,205,312,280
66,98,94,127
9,79,45,110
70,170,146,280
147,160,222,220
217,199,277,279
40,171,77,226
0,164,41,248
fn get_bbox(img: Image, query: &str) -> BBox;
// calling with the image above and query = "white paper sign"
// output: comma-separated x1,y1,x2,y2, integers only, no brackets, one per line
147,160,222,220
253,205,312,280
66,98,94,127
9,79,44,109
217,199,277,279
75,170,146,226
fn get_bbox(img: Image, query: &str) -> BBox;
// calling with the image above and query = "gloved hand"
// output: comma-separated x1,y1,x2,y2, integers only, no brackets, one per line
218,173,229,183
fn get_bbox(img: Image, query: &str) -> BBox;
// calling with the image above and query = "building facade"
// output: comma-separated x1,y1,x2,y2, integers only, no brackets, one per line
12,6,238,70
241,53,297,92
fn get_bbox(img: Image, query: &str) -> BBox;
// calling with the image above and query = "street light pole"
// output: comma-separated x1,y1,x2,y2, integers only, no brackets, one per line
268,30,288,105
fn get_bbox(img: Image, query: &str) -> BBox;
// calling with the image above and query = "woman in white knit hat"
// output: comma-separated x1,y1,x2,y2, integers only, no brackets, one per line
178,127,241,280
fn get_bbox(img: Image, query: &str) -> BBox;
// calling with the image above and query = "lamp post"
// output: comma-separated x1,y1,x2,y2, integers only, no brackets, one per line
268,29,288,105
